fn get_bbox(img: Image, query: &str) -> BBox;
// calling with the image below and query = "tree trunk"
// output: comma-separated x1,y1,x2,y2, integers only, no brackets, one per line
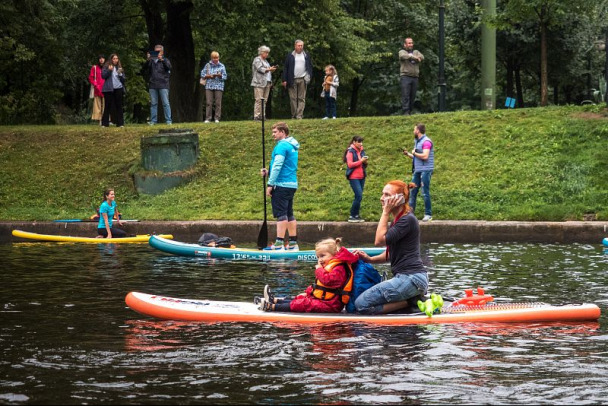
515,64,524,107
165,0,196,122
539,7,548,106
506,55,514,98
349,77,363,117
139,0,164,46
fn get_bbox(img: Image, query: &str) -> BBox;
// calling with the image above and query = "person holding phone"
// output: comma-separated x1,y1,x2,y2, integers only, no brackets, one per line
201,51,228,123
352,180,428,314
404,123,434,221
101,54,125,127
201,51,227,123
145,44,172,125
343,135,368,223
251,45,276,121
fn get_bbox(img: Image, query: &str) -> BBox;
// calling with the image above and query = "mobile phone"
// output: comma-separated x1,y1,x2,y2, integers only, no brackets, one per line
149,50,160,58
394,193,405,205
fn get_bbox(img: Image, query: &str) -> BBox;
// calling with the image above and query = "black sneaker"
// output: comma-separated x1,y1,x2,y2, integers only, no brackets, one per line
348,216,365,223
253,296,262,305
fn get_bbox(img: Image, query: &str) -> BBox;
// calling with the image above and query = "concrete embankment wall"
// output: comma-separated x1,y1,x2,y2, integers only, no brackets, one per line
1,220,606,245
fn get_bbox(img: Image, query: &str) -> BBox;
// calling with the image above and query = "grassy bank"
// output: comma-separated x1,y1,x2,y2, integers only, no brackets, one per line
0,105,607,222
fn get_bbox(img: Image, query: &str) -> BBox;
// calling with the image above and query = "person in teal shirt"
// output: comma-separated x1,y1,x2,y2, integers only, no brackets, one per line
97,188,126,238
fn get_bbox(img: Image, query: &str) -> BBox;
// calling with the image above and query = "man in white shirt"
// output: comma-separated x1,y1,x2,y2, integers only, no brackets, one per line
282,39,313,119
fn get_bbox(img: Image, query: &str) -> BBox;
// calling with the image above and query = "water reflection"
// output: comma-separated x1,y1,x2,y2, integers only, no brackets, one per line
1,242,606,404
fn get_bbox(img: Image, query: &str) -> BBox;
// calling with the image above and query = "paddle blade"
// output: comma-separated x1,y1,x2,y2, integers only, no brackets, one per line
257,221,268,249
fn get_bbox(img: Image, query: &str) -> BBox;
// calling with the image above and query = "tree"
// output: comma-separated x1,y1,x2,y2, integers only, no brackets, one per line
497,0,599,106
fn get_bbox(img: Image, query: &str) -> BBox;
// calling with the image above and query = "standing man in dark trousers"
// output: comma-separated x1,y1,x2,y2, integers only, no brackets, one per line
399,37,424,115
282,39,313,119
145,44,172,125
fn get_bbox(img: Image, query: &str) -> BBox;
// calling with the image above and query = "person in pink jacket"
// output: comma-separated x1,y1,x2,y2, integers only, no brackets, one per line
258,238,359,313
89,55,106,124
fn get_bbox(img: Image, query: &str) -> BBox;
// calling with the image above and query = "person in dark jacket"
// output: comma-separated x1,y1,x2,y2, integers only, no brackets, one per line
344,135,368,222
281,39,313,119
101,54,125,127
145,44,172,125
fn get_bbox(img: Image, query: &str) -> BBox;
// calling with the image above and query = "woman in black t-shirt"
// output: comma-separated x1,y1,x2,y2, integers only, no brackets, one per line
353,180,428,314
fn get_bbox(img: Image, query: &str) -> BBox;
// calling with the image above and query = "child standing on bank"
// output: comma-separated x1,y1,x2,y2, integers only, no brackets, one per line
258,238,359,312
321,65,339,119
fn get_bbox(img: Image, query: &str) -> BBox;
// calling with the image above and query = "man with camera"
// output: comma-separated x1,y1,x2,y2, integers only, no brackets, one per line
145,44,172,125
404,123,434,221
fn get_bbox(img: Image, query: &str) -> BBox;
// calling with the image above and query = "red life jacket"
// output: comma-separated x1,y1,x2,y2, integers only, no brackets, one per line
312,259,354,305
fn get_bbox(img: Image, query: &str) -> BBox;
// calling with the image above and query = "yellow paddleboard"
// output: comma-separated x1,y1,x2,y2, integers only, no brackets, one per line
12,229,173,244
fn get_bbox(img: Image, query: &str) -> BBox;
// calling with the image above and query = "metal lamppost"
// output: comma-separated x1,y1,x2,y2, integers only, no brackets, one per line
481,0,496,110
438,0,447,111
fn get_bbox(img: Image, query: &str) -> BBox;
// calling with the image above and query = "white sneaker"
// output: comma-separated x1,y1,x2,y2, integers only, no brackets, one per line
204,120,210,123
322,117,328,120
422,215,433,222
332,117,336,119
215,120,220,123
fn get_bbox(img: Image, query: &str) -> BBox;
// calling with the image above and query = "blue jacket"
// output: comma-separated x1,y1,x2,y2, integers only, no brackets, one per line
282,51,313,86
268,136,300,189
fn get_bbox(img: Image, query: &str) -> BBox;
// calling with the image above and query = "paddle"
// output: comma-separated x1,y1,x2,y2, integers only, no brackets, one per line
257,98,269,249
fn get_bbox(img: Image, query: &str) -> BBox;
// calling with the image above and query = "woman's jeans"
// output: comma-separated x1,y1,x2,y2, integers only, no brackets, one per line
349,178,365,218
355,272,428,314
409,170,433,216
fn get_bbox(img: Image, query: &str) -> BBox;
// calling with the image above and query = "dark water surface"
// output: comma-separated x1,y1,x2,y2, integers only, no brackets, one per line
1,242,607,405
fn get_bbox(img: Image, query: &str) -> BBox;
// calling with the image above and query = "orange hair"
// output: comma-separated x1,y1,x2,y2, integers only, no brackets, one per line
386,180,416,212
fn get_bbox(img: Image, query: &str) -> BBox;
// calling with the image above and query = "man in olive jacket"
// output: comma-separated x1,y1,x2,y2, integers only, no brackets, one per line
399,37,424,115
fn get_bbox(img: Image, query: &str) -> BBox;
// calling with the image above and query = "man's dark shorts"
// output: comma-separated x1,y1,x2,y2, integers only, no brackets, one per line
270,186,297,219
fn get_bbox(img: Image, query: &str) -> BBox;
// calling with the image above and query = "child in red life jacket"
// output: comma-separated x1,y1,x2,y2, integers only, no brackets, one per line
258,237,359,313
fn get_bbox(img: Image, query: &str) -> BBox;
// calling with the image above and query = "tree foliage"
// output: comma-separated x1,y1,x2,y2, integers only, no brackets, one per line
0,0,606,124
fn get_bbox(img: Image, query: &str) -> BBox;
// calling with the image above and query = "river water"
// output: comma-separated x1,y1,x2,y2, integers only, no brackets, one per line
1,242,607,404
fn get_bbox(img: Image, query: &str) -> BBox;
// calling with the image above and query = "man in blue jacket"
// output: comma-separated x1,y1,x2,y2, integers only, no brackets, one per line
260,122,300,250
146,44,172,125
282,40,313,119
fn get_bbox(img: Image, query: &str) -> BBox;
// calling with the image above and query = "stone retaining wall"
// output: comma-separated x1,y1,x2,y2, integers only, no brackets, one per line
1,220,606,244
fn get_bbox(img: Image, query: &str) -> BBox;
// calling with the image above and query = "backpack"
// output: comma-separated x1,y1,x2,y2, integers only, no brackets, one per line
345,259,382,313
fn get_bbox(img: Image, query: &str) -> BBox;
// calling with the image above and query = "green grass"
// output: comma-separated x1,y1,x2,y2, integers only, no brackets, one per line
1,105,607,221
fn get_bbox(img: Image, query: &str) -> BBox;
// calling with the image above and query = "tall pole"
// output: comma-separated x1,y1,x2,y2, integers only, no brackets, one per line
481,0,496,110
605,28,608,106
438,0,447,111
